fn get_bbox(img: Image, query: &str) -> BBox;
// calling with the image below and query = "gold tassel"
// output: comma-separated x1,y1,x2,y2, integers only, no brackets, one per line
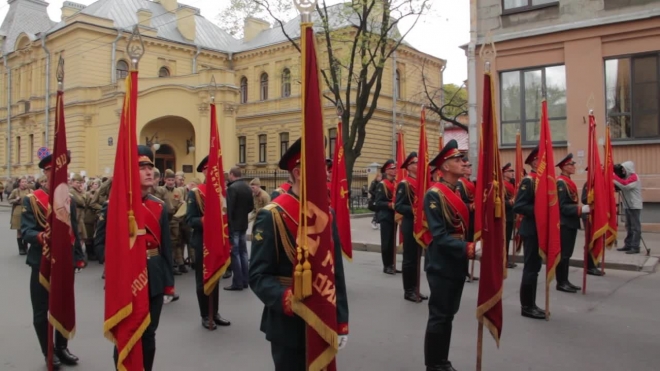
493,181,502,218
294,247,303,300
302,252,312,298
128,210,136,237
587,189,594,205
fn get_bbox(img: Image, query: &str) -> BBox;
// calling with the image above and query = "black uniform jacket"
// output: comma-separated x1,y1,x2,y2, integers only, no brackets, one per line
513,172,537,238
557,175,582,230
394,177,416,220
375,178,396,223
21,191,85,267
96,195,175,297
249,190,349,349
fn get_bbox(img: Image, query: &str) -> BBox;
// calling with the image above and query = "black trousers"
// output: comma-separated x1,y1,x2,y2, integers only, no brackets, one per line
401,218,421,293
505,221,514,258
113,293,163,371
558,226,577,284
379,217,395,268
425,274,464,366
195,244,219,317
521,234,542,285
271,342,305,371
30,266,68,356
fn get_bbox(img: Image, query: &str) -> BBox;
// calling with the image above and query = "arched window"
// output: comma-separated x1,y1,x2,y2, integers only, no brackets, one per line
240,76,248,103
281,69,291,97
260,73,269,101
394,69,401,99
158,67,170,78
116,60,129,80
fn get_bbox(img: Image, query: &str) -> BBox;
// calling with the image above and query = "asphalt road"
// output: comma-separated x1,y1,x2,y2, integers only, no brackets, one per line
0,208,658,371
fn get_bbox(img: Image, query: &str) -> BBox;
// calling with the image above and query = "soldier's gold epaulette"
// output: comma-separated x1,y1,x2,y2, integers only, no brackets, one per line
263,203,277,211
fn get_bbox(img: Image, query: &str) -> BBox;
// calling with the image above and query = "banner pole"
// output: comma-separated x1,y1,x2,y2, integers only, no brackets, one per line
47,321,54,371
208,293,216,330
476,322,483,371
601,235,606,273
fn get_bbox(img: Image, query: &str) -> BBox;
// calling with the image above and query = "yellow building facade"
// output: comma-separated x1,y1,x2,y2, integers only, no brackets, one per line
0,0,443,180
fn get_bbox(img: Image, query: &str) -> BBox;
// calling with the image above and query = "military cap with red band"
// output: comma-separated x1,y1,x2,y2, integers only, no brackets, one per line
38,149,71,170
525,145,540,165
137,145,154,167
502,162,512,172
196,155,209,172
555,153,574,168
429,139,462,168
381,159,396,173
400,152,418,169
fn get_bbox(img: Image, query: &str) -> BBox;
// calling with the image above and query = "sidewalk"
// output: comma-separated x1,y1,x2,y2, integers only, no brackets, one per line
247,213,658,273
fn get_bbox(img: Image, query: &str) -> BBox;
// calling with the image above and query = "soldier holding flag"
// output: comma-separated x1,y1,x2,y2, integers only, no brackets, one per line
376,159,398,274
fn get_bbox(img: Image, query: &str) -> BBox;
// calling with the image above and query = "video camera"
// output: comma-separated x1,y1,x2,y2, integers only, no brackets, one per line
614,164,626,179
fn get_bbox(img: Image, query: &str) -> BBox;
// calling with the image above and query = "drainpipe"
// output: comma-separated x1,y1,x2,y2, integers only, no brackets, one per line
41,35,51,147
192,45,201,73
228,52,234,70
391,50,397,158
467,0,478,174
3,54,11,179
110,28,123,84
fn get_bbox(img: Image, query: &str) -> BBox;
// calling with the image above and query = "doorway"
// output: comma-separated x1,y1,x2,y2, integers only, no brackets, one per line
155,144,175,185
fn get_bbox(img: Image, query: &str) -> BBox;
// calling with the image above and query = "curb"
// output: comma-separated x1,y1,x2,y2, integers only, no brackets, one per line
350,213,375,219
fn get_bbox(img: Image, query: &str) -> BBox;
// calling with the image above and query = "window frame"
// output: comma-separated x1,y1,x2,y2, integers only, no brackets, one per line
116,60,129,80
499,63,568,146
501,0,559,15
238,136,246,164
28,134,34,163
605,52,660,141
258,134,267,163
15,136,20,164
328,128,337,159
279,132,289,158
281,69,291,97
158,66,170,78
260,73,269,101
394,69,401,100
240,76,248,104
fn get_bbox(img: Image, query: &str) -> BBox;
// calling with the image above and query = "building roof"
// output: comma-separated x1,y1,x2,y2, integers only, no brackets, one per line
0,0,55,54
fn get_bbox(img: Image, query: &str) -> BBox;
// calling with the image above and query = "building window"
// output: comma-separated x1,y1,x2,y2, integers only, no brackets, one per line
282,69,291,97
158,67,170,77
328,128,337,159
116,60,129,80
280,132,289,158
238,136,246,163
502,0,558,12
258,134,267,163
15,136,20,164
394,69,401,99
260,73,269,101
606,54,660,139
28,134,34,163
500,65,567,145
240,76,248,103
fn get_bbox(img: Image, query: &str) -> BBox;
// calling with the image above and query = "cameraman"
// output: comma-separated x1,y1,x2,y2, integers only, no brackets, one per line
613,161,643,254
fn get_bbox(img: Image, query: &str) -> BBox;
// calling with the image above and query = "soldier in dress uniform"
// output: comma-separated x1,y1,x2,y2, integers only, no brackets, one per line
375,159,398,274
556,153,590,293
96,145,176,371
21,152,83,369
513,146,546,320
180,178,199,270
395,152,428,302
423,140,481,371
69,174,88,258
185,156,232,329
502,163,517,268
8,176,32,255
457,155,478,282
580,169,605,276
249,138,349,370
163,169,187,274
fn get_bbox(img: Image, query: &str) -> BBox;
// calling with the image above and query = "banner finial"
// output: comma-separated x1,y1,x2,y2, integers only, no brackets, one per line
56,55,64,88
295,0,317,23
479,31,496,69
127,25,145,69
210,75,217,103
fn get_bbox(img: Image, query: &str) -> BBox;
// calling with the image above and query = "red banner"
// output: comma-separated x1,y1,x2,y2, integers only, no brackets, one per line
292,23,339,371
586,114,608,264
513,131,523,253
535,100,561,285
603,125,618,247
413,108,432,248
203,103,232,294
40,89,76,339
474,72,505,345
331,120,353,260
104,70,150,371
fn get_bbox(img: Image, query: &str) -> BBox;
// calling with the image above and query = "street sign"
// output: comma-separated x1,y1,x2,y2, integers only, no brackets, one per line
37,147,50,160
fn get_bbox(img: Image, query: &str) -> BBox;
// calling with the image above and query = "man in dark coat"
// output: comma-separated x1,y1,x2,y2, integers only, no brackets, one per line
225,167,254,291
502,163,517,268
22,152,84,369
249,138,349,370
96,145,176,370
375,159,398,274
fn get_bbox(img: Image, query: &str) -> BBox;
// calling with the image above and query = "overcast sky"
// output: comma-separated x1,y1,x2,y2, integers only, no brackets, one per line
0,0,469,84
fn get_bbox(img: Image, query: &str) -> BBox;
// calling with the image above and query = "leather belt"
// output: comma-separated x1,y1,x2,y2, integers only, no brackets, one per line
450,233,465,240
277,276,292,287
147,248,160,258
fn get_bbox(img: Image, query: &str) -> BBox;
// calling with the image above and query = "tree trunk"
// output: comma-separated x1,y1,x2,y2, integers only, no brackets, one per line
344,145,358,190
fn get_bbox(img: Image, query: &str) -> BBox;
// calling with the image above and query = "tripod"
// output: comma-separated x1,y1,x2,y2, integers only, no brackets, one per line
617,190,650,256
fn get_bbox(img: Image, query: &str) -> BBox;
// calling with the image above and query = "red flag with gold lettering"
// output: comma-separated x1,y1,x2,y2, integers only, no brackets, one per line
586,114,608,264
474,72,505,345
41,83,77,340
331,120,352,260
293,22,339,371
603,124,618,247
535,100,561,286
203,103,232,294
414,108,432,248
104,70,150,371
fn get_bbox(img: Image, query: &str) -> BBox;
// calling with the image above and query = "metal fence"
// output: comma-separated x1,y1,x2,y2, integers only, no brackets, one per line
240,169,370,212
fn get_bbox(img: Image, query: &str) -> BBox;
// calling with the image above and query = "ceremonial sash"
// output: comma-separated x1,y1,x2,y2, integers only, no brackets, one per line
557,175,578,202
504,180,515,199
459,177,475,201
435,182,470,232
382,179,395,199
142,200,162,248
33,189,50,213
193,184,206,215
271,193,300,265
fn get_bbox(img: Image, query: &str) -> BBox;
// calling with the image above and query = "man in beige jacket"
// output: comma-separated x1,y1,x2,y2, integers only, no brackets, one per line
249,178,270,223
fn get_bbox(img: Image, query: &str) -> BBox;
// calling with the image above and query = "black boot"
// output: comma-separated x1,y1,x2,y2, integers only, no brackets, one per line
55,347,79,365
424,325,456,371
520,283,545,320
404,290,421,303
45,354,62,370
143,346,156,371
17,238,27,255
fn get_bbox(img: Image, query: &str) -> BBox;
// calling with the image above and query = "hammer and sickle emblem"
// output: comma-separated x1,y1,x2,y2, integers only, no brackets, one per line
340,186,349,199
299,201,329,257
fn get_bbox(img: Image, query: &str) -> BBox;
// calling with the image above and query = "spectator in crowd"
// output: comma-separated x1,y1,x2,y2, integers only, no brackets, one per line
369,172,382,230
613,161,643,255
249,178,270,223
224,167,254,291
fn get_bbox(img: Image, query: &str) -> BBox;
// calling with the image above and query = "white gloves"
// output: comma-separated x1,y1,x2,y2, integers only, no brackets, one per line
338,335,348,350
581,205,590,214
163,295,174,304
474,241,482,260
